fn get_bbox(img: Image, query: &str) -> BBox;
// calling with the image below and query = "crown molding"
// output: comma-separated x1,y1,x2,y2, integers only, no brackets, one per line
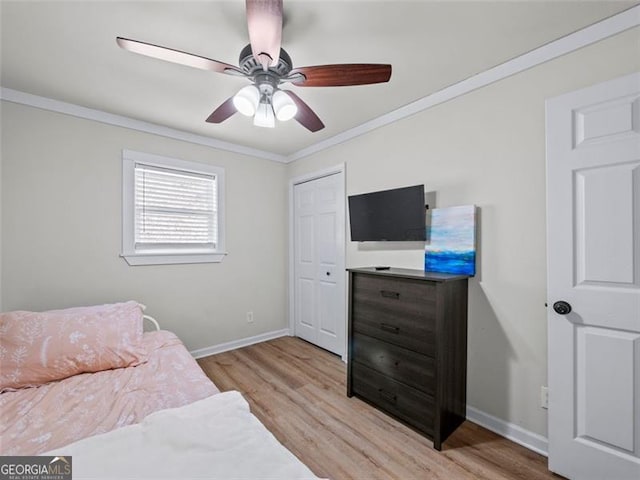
287,4,640,163
0,87,288,164
1,5,638,165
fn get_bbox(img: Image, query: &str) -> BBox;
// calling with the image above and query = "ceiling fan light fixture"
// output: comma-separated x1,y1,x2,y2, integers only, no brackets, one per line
233,85,260,116
272,90,297,121
253,101,275,128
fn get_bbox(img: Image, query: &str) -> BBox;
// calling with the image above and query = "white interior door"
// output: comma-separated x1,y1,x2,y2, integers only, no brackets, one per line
293,172,345,356
546,72,640,480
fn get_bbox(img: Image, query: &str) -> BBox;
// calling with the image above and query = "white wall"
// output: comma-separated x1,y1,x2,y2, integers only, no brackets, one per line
0,103,288,351
287,27,640,437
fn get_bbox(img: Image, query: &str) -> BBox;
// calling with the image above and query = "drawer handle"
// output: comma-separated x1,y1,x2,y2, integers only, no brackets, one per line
380,323,400,334
378,389,397,404
380,290,400,300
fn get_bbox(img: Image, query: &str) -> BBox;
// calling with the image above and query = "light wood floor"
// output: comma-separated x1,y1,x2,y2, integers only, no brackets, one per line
197,336,558,480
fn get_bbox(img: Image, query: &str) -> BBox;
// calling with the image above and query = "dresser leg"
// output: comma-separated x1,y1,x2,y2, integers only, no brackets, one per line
433,437,442,451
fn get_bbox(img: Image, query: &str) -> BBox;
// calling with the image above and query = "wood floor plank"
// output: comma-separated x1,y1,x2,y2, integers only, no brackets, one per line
197,336,557,480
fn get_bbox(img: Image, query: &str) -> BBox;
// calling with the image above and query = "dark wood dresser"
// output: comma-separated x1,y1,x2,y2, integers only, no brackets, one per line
346,267,469,450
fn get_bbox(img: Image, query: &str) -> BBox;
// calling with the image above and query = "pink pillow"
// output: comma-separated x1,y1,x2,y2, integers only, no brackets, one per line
0,301,148,391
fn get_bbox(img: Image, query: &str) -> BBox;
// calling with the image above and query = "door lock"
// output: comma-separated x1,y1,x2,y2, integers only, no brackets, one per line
553,301,572,315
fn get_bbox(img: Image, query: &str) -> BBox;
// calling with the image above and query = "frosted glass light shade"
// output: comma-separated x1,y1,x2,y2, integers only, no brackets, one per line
253,102,275,128
233,85,260,116
272,90,297,121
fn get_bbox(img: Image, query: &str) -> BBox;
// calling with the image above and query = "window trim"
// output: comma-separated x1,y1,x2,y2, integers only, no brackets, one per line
121,149,226,266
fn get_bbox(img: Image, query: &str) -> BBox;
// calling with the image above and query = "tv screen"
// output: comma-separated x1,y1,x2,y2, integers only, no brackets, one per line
348,185,426,241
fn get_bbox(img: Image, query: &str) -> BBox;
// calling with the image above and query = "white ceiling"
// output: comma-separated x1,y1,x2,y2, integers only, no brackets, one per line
1,1,636,156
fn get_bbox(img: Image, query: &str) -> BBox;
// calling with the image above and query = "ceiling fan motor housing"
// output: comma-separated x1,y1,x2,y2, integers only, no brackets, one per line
239,44,293,79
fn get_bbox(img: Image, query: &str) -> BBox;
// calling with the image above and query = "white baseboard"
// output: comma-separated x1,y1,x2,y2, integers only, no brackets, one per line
190,328,291,359
466,405,548,456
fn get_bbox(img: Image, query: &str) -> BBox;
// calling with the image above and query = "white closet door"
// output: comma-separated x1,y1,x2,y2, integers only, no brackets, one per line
294,173,345,356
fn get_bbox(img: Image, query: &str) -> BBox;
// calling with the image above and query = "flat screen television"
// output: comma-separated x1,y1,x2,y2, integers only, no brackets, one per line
348,185,426,241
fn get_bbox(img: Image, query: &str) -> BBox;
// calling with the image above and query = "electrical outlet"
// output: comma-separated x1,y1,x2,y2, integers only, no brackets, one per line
246,311,254,324
541,386,549,409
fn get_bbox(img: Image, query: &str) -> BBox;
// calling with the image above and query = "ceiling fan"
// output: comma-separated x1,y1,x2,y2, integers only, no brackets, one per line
116,0,391,132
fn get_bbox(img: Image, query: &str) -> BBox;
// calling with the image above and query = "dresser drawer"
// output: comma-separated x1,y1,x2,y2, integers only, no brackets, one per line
352,362,434,434
352,333,435,394
352,274,436,355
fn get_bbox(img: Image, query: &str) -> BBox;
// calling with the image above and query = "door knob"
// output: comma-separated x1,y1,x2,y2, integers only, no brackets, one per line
553,301,572,315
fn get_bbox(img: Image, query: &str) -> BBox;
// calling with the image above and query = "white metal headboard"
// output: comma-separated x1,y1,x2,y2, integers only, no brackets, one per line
143,315,160,331
139,303,160,331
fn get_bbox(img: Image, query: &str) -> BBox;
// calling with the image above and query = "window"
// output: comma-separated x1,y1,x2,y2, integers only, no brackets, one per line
122,150,226,265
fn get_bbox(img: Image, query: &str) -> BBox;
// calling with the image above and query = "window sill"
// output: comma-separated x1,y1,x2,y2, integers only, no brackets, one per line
121,252,227,266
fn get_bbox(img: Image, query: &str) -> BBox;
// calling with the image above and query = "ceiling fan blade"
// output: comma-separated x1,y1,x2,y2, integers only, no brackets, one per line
116,37,244,76
246,0,283,69
206,97,237,124
283,91,324,132
289,64,392,87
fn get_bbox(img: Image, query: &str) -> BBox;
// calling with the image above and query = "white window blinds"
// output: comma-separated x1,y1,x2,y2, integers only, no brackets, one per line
134,163,217,250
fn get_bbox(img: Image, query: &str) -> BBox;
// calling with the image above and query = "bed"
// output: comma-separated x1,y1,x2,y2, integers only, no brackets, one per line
0,302,321,479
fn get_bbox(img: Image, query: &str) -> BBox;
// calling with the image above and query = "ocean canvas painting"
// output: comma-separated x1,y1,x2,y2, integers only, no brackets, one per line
425,205,476,276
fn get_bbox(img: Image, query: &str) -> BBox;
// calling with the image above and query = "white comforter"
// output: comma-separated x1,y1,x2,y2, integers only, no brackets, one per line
45,391,321,480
